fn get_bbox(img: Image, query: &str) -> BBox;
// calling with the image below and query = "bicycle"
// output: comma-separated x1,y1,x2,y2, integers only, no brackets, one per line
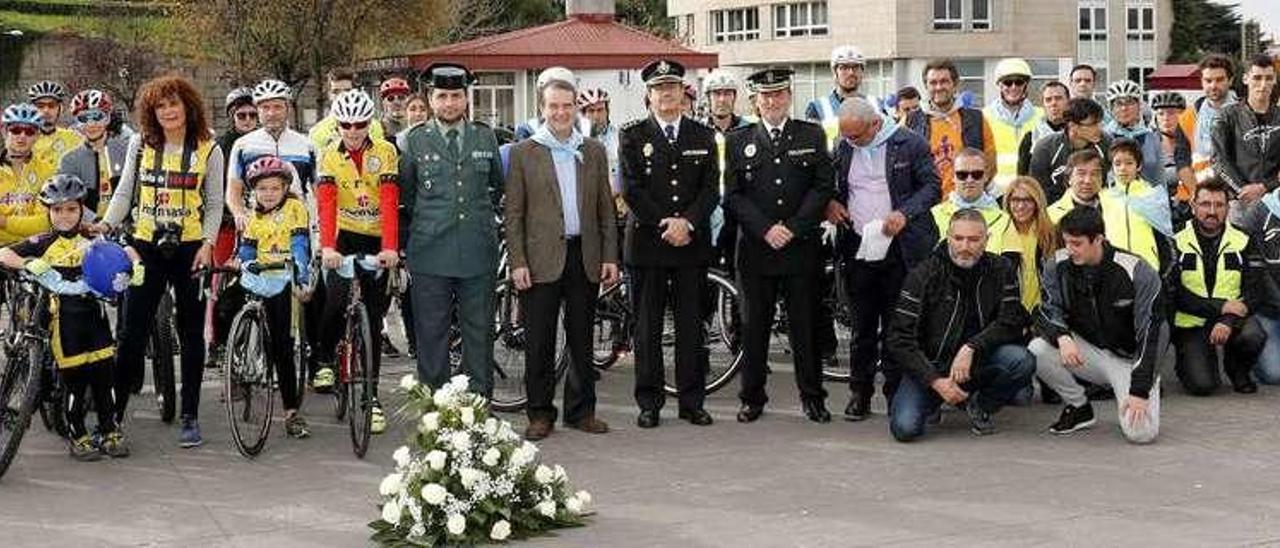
327,254,381,458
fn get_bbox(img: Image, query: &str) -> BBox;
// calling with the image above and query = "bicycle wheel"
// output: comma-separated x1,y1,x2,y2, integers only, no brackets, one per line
821,260,852,383
489,280,527,412
346,306,374,458
224,308,275,458
0,340,44,478
37,353,69,438
150,292,177,424
292,298,309,410
589,282,629,370
663,271,744,396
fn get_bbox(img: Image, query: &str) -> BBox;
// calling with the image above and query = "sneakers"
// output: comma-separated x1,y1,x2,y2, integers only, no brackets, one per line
100,432,130,458
1048,403,1097,435
313,366,336,392
285,414,311,439
966,398,996,436
69,435,103,462
179,417,203,448
370,404,387,435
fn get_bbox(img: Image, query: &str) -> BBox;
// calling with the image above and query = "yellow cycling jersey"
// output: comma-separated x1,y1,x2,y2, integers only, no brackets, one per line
243,197,309,264
0,151,58,245
309,116,385,153
317,138,398,238
8,231,114,368
133,139,215,243
34,127,84,164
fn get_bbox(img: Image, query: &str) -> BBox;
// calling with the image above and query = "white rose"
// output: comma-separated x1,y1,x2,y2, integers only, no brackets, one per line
553,464,566,482
450,431,471,452
490,519,511,541
536,500,556,518
575,490,592,506
484,417,499,436
446,513,466,535
419,482,447,505
392,446,412,468
378,473,403,496
459,467,483,490
420,412,440,433
534,465,553,484
448,374,470,392
460,406,476,426
565,496,584,515
381,501,401,525
399,374,418,391
482,447,500,467
433,389,454,408
426,449,448,471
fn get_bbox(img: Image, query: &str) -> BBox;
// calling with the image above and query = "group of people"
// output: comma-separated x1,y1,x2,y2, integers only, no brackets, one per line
2,44,1278,461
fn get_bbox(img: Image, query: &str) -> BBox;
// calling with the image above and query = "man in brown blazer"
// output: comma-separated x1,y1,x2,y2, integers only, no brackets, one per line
505,77,619,441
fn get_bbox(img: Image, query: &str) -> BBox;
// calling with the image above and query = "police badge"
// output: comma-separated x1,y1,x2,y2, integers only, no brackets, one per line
643,142,653,158
744,143,757,158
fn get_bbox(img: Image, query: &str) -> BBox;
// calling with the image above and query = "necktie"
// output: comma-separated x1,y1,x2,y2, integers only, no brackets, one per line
446,128,459,157
770,127,781,144
664,124,676,143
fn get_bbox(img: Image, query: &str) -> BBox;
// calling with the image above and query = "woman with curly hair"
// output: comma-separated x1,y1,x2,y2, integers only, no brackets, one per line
98,73,224,450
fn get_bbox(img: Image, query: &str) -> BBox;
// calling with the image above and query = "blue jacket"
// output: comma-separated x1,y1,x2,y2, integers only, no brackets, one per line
834,126,941,268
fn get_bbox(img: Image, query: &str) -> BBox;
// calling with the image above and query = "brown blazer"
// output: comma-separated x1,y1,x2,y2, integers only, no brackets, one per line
505,137,618,284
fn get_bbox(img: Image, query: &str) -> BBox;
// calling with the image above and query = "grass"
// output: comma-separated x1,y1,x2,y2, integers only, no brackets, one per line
0,9,80,33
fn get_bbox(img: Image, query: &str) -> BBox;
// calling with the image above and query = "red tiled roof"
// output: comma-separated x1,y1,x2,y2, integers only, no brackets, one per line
1148,64,1199,78
371,16,717,71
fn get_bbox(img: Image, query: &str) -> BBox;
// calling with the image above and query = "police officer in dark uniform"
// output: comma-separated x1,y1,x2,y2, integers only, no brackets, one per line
620,59,720,428
725,68,835,423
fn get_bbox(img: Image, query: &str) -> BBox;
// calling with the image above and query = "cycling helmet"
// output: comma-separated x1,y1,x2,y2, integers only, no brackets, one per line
703,69,739,94
536,66,575,89
2,103,43,128
576,88,609,110
245,155,293,187
1150,90,1186,111
27,80,67,102
379,77,411,98
70,89,114,117
224,87,254,113
829,45,866,69
1106,80,1144,105
683,83,697,100
331,90,376,123
38,173,88,206
993,58,1032,82
83,240,132,299
252,79,291,104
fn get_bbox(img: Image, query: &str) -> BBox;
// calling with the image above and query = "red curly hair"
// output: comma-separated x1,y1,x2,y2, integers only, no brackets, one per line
134,73,211,149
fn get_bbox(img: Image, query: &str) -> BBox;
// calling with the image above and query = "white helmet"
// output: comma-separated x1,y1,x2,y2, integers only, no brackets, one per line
703,69,739,94
536,66,576,89
252,79,291,104
331,90,375,123
830,45,865,69
1106,80,1144,105
993,58,1032,82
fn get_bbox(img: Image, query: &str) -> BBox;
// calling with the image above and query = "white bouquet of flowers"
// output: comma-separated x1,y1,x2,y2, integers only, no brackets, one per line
369,374,592,546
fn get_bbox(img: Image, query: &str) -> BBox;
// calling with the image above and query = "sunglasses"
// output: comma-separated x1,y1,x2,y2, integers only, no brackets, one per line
955,170,985,181
6,125,37,137
339,121,370,130
384,94,409,102
234,111,258,121
76,111,107,124
999,79,1029,88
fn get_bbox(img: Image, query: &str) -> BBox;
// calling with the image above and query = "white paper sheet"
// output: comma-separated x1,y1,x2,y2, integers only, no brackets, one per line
854,219,893,261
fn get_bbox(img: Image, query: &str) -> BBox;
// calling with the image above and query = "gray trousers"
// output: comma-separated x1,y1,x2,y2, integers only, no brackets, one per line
410,272,496,396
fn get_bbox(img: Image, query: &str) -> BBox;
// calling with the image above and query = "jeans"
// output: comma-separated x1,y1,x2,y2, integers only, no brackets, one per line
1253,314,1280,384
889,344,1035,442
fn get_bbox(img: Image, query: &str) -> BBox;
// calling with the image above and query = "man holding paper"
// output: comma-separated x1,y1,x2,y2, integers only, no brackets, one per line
826,97,941,421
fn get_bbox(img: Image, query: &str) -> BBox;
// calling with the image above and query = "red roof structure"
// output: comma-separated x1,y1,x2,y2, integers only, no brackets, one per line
360,13,717,72
1147,64,1201,90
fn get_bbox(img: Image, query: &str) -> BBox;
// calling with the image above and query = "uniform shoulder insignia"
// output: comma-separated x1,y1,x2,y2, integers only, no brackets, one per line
790,118,821,130
620,118,647,132
727,123,756,135
472,120,491,129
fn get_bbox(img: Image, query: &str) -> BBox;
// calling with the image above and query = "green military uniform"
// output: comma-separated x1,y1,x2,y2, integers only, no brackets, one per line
399,63,504,395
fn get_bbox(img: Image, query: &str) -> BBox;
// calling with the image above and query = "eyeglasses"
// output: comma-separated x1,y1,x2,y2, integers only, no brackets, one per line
1007,196,1036,205
338,121,369,130
955,170,985,181
75,111,107,124
384,94,409,103
234,111,258,121
6,125,37,137
999,79,1029,88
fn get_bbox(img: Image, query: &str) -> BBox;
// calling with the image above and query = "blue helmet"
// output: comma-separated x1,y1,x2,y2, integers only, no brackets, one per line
2,103,42,128
83,240,132,299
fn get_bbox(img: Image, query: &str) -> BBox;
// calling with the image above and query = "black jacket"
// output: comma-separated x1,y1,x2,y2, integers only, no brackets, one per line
1027,131,1112,204
724,119,833,276
1249,212,1280,318
619,116,720,267
887,246,1028,384
1212,102,1280,194
1035,243,1164,398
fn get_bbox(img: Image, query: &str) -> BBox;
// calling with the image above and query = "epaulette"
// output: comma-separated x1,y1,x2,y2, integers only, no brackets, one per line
789,118,822,130
620,118,647,131
727,122,757,134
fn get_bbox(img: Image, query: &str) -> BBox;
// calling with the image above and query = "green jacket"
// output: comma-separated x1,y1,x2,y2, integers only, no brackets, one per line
399,121,504,278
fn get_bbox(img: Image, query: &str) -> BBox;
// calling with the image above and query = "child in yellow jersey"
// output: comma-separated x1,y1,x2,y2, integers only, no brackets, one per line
235,156,313,438
0,174,133,461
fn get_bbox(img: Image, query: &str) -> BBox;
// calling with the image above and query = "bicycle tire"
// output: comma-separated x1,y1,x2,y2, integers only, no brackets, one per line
589,281,628,370
224,307,274,458
0,340,44,479
37,354,68,438
663,270,744,396
151,292,177,424
347,306,374,458
489,280,527,412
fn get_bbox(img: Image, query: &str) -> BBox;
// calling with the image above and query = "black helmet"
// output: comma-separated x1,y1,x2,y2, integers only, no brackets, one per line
38,174,88,206
1150,90,1187,111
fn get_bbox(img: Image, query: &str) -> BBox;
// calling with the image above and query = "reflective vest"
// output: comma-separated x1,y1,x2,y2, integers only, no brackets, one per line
984,104,1043,197
1174,224,1248,328
133,139,214,243
929,199,1011,253
1048,191,1160,270
815,94,841,152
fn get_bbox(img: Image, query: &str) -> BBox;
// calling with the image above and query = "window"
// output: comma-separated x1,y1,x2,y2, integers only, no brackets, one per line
1127,66,1153,87
711,8,760,43
774,2,828,38
933,0,962,30
971,0,991,30
1077,1,1107,65
1126,6,1154,41
1026,58,1061,94
471,72,515,129
671,14,695,45
956,59,986,104
1125,3,1156,75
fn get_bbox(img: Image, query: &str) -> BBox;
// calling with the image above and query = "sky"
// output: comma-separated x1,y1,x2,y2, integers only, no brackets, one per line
1221,0,1280,43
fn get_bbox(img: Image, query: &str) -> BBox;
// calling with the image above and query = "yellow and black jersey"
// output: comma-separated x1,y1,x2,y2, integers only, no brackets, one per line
7,231,113,368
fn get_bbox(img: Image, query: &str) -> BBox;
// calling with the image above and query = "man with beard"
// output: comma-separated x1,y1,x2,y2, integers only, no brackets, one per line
806,45,877,151
1212,54,1280,230
905,59,995,197
1179,54,1237,182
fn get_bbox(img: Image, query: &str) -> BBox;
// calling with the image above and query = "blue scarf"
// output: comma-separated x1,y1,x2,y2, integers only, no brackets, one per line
1104,119,1153,141
531,123,584,163
1105,178,1174,237
986,99,1038,130
848,113,898,160
1262,187,1280,220
949,190,999,211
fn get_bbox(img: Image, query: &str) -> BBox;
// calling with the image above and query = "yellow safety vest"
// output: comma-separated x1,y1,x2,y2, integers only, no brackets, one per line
1174,224,1248,328
1047,192,1160,270
133,139,214,243
816,96,842,153
929,199,1010,253
983,104,1042,196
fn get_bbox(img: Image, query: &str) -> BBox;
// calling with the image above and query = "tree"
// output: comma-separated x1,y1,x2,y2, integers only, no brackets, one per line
67,14,170,110
617,0,672,37
1168,0,1243,63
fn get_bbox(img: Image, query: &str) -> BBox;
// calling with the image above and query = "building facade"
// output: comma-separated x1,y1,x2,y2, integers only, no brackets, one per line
668,0,1170,116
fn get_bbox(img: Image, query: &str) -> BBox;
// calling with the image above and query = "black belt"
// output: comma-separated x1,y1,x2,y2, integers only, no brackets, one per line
564,235,581,242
